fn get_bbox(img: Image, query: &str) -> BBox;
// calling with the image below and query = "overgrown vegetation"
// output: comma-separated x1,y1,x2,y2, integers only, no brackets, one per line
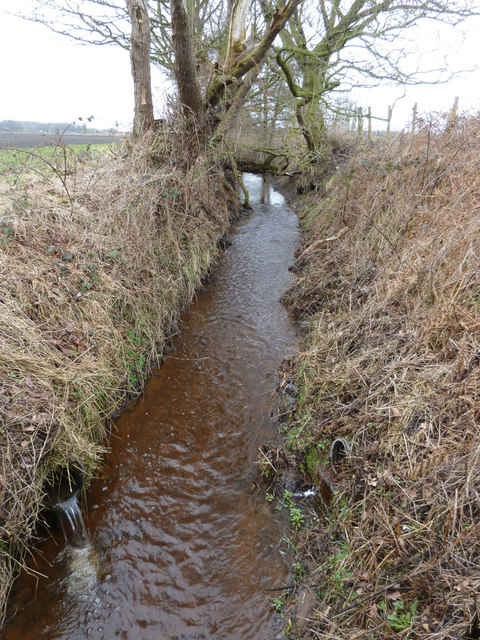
0,144,115,202
279,113,480,638
0,127,235,623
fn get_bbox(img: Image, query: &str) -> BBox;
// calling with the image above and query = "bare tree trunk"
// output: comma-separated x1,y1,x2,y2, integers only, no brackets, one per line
127,0,154,136
226,0,253,65
170,0,203,122
206,0,302,110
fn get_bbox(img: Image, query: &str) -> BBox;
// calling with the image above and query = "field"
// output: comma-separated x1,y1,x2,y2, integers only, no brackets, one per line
0,132,120,149
0,141,120,185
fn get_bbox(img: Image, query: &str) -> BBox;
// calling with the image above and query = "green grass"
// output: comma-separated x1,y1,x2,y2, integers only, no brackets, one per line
0,143,112,162
0,143,115,179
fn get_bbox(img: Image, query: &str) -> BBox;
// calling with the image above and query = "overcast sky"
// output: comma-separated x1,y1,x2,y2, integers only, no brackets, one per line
1,0,479,131
0,0,167,130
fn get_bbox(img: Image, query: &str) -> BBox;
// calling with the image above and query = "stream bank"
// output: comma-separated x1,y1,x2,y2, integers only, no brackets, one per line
3,173,300,639
0,135,237,624
270,117,480,639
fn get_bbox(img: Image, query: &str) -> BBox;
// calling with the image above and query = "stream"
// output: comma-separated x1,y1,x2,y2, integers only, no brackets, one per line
2,173,299,640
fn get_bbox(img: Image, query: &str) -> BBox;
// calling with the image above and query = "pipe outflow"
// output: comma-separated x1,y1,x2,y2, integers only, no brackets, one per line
44,465,85,509
43,466,88,546
329,438,350,472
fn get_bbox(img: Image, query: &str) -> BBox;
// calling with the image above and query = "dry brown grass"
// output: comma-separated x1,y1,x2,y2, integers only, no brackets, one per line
0,129,235,623
283,114,480,638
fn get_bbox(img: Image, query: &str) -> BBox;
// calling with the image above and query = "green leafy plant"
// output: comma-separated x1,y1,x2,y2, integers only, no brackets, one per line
258,457,273,478
0,223,14,244
378,598,419,631
289,507,304,529
283,489,294,507
272,597,284,613
125,325,150,389
106,248,120,261
292,561,305,581
11,192,31,213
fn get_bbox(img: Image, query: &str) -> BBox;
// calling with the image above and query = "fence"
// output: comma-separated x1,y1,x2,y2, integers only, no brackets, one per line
329,96,460,140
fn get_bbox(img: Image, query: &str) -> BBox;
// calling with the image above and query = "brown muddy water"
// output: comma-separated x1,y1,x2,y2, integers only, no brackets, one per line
2,174,299,640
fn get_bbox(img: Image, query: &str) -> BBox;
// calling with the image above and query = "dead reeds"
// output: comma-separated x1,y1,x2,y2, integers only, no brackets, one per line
284,114,480,638
0,128,234,623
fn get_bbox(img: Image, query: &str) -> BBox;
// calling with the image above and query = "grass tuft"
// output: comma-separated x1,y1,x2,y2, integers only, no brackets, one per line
283,113,480,638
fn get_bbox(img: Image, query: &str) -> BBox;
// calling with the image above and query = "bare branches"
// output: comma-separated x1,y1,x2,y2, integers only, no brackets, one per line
16,0,131,48
13,0,227,73
205,0,303,108
264,0,477,152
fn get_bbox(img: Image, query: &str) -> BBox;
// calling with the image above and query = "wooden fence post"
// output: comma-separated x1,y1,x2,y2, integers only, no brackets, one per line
357,107,363,136
386,105,393,140
411,102,417,134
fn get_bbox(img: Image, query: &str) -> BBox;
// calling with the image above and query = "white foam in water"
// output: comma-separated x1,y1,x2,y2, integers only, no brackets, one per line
53,494,100,599
292,489,317,498
58,543,100,596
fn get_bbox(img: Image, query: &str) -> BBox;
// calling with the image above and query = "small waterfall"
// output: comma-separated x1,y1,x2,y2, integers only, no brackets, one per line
53,492,88,547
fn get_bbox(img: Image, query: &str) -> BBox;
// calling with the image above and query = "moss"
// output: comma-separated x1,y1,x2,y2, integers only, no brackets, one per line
303,445,326,479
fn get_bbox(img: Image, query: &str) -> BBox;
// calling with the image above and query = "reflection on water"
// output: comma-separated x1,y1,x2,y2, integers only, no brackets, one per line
259,174,271,204
3,174,299,640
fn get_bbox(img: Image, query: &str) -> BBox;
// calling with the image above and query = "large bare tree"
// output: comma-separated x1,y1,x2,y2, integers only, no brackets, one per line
168,0,302,139
266,0,475,152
